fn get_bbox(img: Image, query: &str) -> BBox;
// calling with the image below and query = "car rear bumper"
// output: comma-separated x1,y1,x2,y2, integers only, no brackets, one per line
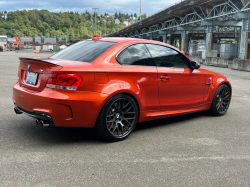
12,83,109,128
14,104,55,126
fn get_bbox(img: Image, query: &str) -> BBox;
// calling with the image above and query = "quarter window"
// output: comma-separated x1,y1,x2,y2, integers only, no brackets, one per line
117,44,155,66
146,44,190,68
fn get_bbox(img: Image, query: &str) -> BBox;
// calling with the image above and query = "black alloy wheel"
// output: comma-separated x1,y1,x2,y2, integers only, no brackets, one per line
209,84,231,116
95,94,138,141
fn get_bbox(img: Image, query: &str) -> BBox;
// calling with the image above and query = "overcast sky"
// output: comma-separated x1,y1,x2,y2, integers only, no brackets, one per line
1,0,179,16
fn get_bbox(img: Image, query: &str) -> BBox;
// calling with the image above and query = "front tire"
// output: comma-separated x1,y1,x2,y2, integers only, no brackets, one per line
95,94,139,142
209,84,231,116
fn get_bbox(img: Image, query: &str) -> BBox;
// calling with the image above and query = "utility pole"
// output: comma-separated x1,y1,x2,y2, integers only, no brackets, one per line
92,8,99,35
140,0,142,25
104,20,106,36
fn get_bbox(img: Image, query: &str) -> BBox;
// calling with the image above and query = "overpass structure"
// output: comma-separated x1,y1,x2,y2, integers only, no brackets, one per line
108,0,250,59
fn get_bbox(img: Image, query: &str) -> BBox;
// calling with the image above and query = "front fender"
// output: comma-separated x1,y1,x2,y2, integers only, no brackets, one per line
205,75,232,104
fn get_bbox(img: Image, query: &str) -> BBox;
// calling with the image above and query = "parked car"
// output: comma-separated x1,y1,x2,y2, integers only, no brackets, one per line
13,35,232,141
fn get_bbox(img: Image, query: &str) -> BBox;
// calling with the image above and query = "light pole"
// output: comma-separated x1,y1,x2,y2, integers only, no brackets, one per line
92,8,99,35
140,0,142,25
98,20,100,35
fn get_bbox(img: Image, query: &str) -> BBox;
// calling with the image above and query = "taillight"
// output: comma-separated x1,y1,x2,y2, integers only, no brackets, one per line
46,74,82,90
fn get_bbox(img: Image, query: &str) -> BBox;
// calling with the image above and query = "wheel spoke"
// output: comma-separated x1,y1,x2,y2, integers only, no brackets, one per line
224,91,229,95
219,105,223,112
107,119,115,123
107,113,116,117
108,121,115,130
120,125,125,135
122,101,130,110
127,112,135,114
123,119,132,127
123,117,135,120
216,102,220,109
223,94,230,99
122,125,129,131
124,105,133,113
112,124,117,133
222,102,228,106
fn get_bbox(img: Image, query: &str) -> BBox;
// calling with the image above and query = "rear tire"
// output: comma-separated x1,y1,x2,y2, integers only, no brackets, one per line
95,94,139,142
209,84,231,116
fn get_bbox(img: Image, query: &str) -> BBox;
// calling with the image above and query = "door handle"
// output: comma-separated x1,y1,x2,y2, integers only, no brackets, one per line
160,76,171,81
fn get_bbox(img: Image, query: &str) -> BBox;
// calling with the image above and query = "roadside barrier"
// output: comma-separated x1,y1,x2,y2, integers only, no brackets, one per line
188,56,203,64
232,59,250,72
204,57,228,68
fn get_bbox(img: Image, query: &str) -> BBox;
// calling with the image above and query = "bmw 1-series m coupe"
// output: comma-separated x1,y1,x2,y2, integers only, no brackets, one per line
13,36,232,141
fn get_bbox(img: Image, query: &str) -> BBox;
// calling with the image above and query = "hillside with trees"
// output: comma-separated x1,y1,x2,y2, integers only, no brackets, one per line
0,10,146,38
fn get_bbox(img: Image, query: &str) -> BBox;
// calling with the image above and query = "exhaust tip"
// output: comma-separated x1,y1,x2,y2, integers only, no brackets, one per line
36,119,50,127
14,107,23,114
36,119,41,126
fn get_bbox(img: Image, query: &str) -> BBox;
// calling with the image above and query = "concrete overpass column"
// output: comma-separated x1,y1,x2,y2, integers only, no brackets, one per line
168,35,172,45
181,31,187,54
163,35,167,43
240,19,249,59
206,26,213,57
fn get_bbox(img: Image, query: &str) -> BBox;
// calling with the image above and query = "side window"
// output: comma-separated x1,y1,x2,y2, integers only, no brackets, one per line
117,44,155,66
146,44,190,68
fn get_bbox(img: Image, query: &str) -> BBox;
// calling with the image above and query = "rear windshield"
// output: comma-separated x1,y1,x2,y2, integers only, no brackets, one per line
51,40,116,62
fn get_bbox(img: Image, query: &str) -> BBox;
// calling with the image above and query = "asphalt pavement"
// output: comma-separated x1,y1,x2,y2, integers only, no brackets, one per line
0,52,250,187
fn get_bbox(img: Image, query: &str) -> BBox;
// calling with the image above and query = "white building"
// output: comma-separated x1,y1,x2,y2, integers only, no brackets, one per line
123,20,129,26
114,19,120,25
2,13,7,20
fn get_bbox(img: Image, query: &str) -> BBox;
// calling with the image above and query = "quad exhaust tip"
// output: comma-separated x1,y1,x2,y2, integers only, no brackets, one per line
36,119,50,127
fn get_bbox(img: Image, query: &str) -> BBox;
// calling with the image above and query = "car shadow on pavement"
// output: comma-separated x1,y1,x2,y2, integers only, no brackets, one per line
16,111,209,144
135,111,208,131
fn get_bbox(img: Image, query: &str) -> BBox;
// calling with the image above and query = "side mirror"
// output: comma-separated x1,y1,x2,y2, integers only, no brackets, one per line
190,61,201,69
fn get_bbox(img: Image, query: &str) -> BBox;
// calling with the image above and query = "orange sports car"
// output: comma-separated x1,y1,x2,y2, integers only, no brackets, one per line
13,36,232,141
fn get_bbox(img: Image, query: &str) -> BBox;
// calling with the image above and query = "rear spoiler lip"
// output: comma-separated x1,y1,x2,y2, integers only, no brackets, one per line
19,57,63,67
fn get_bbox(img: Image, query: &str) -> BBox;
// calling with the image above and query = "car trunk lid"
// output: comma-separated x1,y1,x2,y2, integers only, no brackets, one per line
18,58,63,92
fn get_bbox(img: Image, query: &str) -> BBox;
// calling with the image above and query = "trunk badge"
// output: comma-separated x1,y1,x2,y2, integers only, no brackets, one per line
27,64,30,70
39,69,44,73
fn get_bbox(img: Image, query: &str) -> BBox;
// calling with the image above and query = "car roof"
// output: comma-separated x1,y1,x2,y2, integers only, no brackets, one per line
99,37,148,43
98,37,167,45
94,37,178,50
97,37,183,55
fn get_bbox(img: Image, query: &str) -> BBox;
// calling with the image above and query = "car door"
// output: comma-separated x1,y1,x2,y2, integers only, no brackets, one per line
146,44,206,111
115,43,160,111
